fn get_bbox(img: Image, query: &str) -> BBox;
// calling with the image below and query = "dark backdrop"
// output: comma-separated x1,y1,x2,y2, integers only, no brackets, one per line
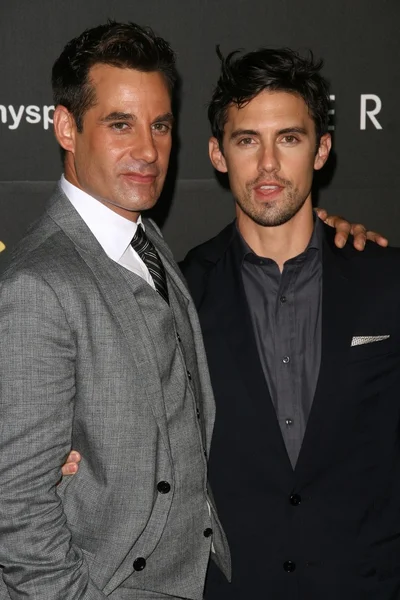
1,0,399,260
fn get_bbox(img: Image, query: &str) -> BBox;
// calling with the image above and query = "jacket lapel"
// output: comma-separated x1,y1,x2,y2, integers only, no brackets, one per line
202,225,293,479
46,189,173,460
295,227,355,481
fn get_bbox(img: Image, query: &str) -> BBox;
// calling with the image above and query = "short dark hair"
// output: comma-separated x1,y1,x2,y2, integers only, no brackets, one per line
52,20,178,132
208,47,330,150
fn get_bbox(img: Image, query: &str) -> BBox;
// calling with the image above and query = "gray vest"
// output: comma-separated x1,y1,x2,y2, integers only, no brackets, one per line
116,275,214,599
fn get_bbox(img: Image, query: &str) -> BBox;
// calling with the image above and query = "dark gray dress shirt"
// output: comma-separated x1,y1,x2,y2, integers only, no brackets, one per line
238,218,323,467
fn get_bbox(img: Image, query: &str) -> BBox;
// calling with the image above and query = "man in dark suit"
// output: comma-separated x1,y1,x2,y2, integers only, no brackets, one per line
180,47,400,599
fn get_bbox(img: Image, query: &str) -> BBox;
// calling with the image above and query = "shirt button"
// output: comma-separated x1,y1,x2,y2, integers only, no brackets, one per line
285,418,293,427
204,528,213,538
289,493,302,506
187,370,192,380
280,295,287,303
282,356,290,364
176,332,181,342
196,408,200,419
283,560,296,573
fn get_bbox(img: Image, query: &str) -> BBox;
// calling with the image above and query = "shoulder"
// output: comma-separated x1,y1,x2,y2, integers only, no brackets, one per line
180,222,236,276
0,213,82,289
179,222,236,304
350,241,400,288
323,224,400,287
341,236,400,269
323,223,400,262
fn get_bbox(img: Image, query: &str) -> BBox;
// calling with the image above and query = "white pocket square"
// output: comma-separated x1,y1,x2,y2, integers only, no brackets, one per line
351,335,390,347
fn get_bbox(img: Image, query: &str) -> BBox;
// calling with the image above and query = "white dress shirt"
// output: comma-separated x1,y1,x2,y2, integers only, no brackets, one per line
60,175,155,290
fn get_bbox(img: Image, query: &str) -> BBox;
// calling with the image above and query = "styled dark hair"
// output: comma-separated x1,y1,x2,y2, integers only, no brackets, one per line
208,47,330,150
52,20,178,131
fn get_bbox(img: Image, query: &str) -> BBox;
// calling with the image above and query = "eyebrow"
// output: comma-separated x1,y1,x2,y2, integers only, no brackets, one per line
277,127,308,135
100,111,175,125
229,126,308,141
100,112,136,123
154,112,175,125
230,129,259,140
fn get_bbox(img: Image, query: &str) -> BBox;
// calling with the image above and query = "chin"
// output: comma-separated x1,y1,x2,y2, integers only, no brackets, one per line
134,197,159,212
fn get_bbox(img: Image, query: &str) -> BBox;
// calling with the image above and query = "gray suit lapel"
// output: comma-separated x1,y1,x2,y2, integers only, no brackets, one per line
46,188,173,460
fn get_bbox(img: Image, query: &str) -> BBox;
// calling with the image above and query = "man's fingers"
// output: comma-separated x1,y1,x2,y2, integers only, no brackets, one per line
316,208,389,251
65,450,81,463
61,462,79,475
314,207,328,221
328,217,351,249
61,450,81,476
349,223,367,251
350,224,389,250
365,230,389,247
315,208,351,248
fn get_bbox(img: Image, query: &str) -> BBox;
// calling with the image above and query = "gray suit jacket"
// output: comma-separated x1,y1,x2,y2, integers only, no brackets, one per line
0,187,230,599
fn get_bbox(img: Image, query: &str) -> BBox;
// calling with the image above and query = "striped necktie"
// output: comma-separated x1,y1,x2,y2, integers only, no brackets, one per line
131,224,169,305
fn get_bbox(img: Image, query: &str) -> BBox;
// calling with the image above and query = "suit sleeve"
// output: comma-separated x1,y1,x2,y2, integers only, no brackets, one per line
0,270,107,599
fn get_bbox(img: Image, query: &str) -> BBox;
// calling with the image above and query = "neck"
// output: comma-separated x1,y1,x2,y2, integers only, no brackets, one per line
237,198,314,271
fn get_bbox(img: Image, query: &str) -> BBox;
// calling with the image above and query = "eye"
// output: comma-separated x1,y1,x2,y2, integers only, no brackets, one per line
282,135,299,144
110,122,130,131
152,122,171,134
238,137,254,146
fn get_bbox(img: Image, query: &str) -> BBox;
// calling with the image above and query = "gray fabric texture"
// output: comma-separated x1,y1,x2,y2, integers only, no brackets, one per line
0,185,230,599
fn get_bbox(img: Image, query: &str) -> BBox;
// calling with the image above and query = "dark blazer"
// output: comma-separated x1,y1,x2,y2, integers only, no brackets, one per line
181,221,400,600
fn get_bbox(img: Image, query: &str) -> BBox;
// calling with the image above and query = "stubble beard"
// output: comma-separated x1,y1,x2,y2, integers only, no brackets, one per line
236,178,308,228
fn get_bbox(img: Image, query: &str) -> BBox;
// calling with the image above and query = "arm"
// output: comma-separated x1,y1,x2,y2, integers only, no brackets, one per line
0,270,106,599
315,207,388,250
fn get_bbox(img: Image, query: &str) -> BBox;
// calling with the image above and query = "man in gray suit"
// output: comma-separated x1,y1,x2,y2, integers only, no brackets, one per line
0,21,230,599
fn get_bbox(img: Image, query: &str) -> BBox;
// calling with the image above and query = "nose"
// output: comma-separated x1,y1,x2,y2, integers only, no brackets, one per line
132,127,158,164
259,143,280,173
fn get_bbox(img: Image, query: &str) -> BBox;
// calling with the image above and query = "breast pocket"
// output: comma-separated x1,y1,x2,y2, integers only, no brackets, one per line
348,337,395,364
346,336,400,400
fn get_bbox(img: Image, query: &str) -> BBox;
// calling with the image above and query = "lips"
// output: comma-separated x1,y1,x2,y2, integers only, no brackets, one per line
121,172,157,184
254,182,284,198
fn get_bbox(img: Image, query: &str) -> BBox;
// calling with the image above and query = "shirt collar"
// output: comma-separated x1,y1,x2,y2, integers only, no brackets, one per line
60,175,143,261
235,213,324,266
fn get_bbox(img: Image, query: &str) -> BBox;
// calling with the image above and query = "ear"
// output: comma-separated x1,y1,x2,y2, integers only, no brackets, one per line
314,133,332,171
53,105,77,154
209,136,228,173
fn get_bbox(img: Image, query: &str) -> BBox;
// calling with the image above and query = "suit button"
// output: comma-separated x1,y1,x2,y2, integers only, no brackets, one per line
157,481,171,494
289,493,301,506
204,528,213,538
133,557,146,571
283,560,296,572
